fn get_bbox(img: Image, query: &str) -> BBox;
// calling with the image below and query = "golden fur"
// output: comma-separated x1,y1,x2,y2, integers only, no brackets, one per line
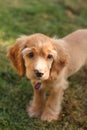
7,29,87,122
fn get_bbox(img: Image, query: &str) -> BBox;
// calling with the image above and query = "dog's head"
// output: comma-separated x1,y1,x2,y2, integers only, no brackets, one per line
7,34,68,81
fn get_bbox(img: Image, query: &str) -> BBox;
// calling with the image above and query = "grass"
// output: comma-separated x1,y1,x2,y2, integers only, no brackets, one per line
0,0,87,129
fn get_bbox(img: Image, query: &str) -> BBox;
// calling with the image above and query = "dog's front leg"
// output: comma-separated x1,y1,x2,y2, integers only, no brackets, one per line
41,86,64,122
27,88,46,117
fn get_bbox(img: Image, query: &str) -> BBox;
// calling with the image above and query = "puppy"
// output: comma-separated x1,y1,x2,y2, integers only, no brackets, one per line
7,29,87,122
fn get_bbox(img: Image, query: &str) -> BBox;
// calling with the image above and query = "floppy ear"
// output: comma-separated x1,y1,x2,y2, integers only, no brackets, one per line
7,37,27,76
50,40,68,80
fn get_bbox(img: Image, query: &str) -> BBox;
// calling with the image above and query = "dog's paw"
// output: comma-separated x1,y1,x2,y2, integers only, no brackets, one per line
27,105,41,117
27,100,43,117
41,111,57,122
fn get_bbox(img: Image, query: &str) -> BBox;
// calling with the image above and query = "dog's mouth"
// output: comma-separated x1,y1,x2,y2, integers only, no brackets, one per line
35,82,41,89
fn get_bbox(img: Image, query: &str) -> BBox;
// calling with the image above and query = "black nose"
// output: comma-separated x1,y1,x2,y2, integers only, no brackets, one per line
34,70,44,78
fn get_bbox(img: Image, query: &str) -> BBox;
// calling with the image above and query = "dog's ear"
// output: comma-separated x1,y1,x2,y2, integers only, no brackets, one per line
7,36,27,76
50,40,68,80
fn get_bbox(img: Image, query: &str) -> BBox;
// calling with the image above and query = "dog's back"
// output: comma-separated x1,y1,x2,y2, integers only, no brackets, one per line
62,29,87,77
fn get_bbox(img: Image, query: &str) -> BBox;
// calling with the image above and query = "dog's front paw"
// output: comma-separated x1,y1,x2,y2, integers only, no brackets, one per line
41,111,58,122
27,100,43,117
27,106,40,117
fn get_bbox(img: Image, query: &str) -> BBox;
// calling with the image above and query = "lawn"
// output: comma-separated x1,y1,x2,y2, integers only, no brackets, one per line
0,0,87,130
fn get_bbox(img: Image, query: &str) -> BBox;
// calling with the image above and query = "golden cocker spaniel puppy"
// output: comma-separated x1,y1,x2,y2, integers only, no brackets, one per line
7,29,87,122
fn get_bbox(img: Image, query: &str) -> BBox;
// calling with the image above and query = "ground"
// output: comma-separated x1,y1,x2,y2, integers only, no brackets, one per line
0,0,87,130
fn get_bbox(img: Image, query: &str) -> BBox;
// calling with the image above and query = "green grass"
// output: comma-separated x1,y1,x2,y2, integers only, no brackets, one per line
0,0,87,129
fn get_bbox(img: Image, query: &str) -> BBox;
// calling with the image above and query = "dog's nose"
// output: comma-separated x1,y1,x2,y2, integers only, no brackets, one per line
34,70,44,78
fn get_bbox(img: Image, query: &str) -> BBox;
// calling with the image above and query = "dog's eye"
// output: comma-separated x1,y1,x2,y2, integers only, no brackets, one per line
28,52,34,58
47,54,53,59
